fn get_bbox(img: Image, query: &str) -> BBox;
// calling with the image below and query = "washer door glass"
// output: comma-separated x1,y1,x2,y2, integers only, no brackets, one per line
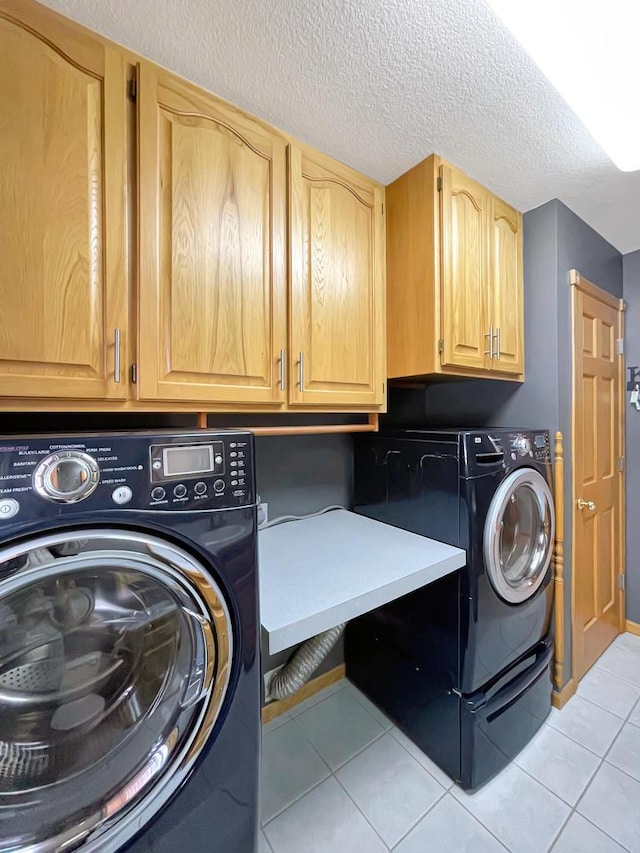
483,469,555,604
0,529,232,853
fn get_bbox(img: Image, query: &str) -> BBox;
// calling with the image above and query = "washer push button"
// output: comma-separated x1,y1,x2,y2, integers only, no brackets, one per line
0,498,19,520
112,486,133,505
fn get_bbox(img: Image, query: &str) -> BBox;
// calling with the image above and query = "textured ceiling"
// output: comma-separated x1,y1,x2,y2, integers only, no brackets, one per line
41,0,640,253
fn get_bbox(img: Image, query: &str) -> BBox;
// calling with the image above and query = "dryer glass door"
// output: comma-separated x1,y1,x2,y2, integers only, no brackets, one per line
0,529,232,853
483,468,555,604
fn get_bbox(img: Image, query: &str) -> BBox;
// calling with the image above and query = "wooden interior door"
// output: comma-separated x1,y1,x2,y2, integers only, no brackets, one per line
0,1,127,399
288,146,385,407
572,271,625,681
137,62,287,405
488,196,524,375
439,163,489,371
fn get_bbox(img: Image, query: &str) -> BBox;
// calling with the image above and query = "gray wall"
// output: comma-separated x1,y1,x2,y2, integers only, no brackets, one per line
623,251,640,622
385,199,624,687
256,435,353,678
255,435,352,519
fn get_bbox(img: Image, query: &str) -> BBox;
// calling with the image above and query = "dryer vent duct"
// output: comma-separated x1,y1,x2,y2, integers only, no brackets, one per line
269,624,345,701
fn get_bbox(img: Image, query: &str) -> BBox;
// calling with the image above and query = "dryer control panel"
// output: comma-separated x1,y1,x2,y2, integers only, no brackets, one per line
462,429,551,471
0,430,255,523
505,431,550,463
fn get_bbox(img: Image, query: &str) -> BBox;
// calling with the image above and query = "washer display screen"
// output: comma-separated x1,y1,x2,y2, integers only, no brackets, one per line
163,445,215,477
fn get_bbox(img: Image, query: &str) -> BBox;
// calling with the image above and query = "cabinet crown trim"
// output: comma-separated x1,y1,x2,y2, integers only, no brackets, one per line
158,102,272,161
0,10,100,77
302,172,372,208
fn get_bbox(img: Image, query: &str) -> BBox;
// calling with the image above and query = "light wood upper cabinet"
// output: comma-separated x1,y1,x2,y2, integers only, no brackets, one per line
137,63,287,404
288,146,386,407
440,163,489,372
0,1,386,413
386,155,524,381
0,1,127,399
488,196,524,375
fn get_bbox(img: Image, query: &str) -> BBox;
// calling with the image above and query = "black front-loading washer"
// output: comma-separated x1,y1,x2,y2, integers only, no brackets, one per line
0,430,259,851
346,428,555,790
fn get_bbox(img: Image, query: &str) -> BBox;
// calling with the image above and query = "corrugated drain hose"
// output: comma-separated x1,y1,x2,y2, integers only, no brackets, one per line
269,623,346,701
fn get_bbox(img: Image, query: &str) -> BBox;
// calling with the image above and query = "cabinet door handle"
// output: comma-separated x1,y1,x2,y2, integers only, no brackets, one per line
298,352,305,392
484,326,494,358
114,328,121,383
279,349,286,391
495,327,501,360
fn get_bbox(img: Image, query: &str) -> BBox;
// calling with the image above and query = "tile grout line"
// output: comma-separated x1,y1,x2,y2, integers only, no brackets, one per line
386,715,524,846
330,770,396,851
329,722,455,852
504,705,611,830
266,698,597,844
441,792,512,852
260,765,331,828
262,684,452,848
546,696,626,758
262,640,640,851
341,678,400,732
261,690,390,828
259,826,275,853
288,693,450,849
548,678,640,852
286,680,349,719
453,679,640,853
513,740,600,811
386,789,450,852
261,712,335,827
386,728,454,791
576,666,640,715
592,661,640,690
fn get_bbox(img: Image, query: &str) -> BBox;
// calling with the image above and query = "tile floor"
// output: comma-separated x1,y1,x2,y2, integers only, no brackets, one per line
260,632,640,852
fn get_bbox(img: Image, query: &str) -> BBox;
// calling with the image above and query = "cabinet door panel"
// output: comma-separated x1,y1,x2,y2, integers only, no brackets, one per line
0,4,127,398
138,64,286,404
489,197,524,375
440,164,488,371
289,147,385,407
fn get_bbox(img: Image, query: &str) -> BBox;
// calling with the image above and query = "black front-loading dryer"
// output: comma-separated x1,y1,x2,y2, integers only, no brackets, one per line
346,428,555,790
0,430,259,852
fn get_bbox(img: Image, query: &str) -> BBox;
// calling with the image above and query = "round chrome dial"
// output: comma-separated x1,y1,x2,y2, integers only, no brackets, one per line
515,436,531,456
33,451,100,503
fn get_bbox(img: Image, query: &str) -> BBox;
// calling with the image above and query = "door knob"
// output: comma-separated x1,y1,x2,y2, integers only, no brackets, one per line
577,498,596,511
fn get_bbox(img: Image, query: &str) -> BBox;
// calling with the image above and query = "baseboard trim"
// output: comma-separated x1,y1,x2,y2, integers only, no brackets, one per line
552,678,576,710
261,663,346,724
626,620,640,637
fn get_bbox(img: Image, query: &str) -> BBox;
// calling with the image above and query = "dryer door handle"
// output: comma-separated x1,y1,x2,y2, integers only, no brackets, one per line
180,607,217,709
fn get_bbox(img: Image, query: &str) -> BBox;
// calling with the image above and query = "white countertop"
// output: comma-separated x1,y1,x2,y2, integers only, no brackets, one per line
258,509,465,654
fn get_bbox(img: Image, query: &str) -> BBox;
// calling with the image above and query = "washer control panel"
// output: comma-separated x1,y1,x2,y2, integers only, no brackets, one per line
507,431,550,463
0,431,254,521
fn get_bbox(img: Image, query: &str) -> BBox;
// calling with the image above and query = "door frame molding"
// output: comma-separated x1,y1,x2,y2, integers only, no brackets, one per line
570,269,626,685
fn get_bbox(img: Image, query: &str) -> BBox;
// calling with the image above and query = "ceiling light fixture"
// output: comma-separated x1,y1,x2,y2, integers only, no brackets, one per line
485,0,640,171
